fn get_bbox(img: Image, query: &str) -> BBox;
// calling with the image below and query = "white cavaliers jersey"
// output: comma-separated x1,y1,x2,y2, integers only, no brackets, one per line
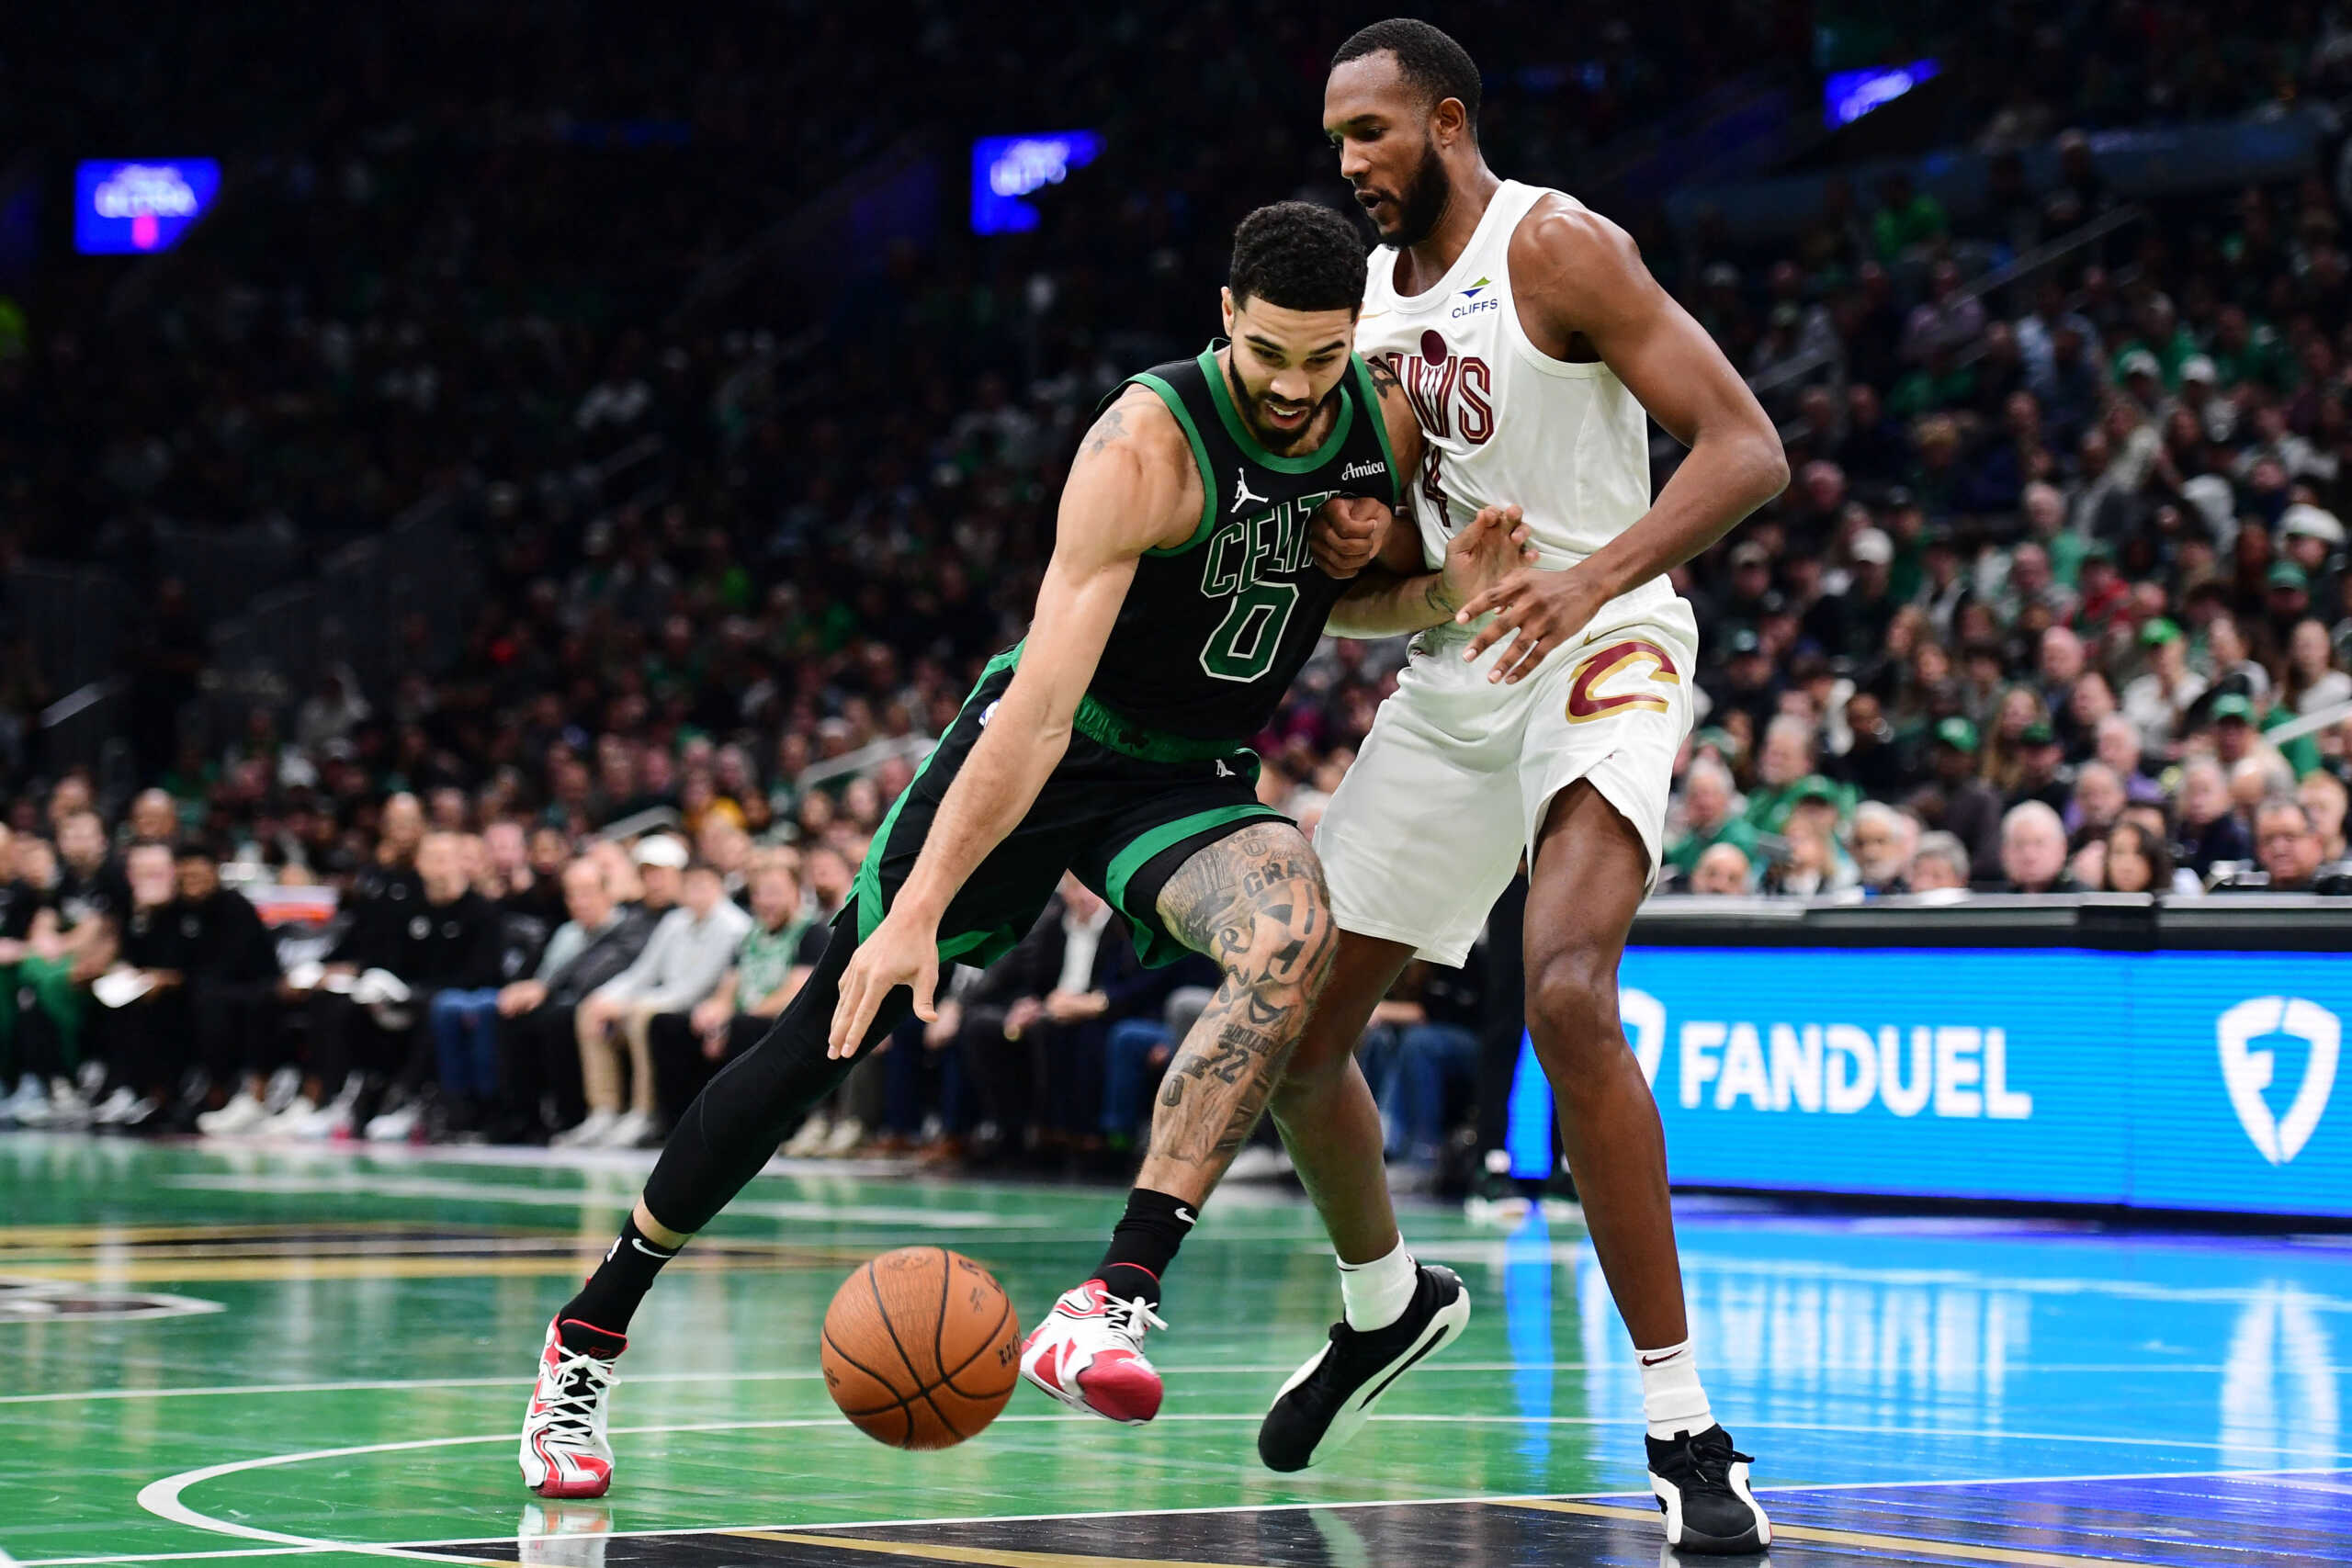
1355,178,1678,626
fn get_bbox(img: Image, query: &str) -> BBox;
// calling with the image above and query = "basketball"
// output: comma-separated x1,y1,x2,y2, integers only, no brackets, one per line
820,1247,1022,1449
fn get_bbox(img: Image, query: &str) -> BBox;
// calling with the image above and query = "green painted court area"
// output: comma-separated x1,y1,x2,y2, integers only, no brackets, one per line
6,1134,2351,1566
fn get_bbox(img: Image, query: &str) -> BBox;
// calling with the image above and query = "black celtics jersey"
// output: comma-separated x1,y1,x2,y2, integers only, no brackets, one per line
1084,344,1399,743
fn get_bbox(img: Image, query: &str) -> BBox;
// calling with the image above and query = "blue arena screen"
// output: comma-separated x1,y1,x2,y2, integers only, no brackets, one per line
1508,944,2351,1219
970,132,1102,235
74,160,220,254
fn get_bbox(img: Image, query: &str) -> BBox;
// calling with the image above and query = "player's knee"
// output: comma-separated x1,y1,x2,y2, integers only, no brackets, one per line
1526,941,1621,1067
1233,879,1338,1010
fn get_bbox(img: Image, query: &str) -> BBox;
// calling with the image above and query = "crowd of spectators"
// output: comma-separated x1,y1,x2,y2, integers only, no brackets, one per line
0,783,1491,1193
6,5,2352,1181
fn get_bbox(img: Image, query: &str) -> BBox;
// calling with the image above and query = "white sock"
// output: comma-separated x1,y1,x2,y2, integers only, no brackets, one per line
1637,1338,1713,1439
1337,1237,1418,1331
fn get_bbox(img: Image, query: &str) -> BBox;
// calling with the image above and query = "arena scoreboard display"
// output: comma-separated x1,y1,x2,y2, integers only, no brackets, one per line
74,159,220,254
969,131,1102,235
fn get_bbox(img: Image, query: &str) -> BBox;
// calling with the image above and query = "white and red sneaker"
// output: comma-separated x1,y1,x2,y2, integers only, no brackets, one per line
1018,1279,1167,1425
518,1317,624,1498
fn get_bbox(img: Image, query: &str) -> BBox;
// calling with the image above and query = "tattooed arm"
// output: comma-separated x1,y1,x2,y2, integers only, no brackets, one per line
1134,822,1340,1194
1324,500,1536,637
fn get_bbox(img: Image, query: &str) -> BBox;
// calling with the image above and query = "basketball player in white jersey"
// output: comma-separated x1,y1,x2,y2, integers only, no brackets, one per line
1255,19,1788,1555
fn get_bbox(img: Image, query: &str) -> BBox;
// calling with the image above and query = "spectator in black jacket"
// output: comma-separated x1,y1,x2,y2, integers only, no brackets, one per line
2175,758,2255,878
333,794,426,962
1916,718,2007,883
1828,692,1914,800
489,857,653,1143
2007,722,2074,813
424,904,548,1142
1020,879,1212,1163
176,842,287,1134
924,881,1210,1168
290,830,503,1138
85,840,189,1130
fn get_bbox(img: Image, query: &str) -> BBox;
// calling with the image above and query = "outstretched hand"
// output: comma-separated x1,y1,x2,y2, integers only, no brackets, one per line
1453,554,1611,684
829,908,940,1058
1441,503,1537,615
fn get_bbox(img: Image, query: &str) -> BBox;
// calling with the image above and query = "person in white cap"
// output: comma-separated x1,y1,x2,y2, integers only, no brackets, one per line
2116,348,2163,414
1830,525,1903,658
2176,355,2235,443
628,833,686,917
2279,502,2346,584
559,857,750,1150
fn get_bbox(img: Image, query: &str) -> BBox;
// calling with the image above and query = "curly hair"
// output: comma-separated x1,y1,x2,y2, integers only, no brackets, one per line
1228,200,1367,314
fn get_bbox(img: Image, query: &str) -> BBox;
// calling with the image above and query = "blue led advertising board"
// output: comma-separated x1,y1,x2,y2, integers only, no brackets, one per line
75,160,220,254
1529,946,2351,1217
970,132,1102,235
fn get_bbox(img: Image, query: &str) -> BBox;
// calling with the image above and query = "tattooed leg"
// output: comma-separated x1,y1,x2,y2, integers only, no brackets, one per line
1136,822,1340,1201
1032,824,1337,1352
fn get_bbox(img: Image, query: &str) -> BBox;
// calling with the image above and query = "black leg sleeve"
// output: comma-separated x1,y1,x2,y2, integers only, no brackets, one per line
640,924,910,1235
645,1009,708,1125
536,1004,585,1128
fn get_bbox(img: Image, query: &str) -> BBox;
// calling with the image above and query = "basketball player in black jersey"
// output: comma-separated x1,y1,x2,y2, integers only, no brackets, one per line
519,200,1532,1495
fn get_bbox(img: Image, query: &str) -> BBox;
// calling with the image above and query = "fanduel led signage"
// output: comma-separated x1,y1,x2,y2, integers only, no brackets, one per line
1515,947,2350,1217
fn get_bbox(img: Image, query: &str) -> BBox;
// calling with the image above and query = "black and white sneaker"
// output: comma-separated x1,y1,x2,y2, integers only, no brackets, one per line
1257,1263,1470,1472
1645,1424,1770,1553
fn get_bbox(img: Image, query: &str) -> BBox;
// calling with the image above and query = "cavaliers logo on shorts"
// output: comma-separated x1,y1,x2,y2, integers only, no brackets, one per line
1564,639,1679,725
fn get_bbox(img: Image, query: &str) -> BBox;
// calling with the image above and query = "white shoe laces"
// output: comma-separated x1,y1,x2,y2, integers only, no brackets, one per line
1101,1294,1168,1344
534,1347,615,1447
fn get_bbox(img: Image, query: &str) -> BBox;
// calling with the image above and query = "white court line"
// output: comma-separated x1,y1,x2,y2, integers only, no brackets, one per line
47,1460,2344,1568
157,1174,1055,1231
129,1414,2352,1562
1413,1239,2352,1314
9,1359,2299,1406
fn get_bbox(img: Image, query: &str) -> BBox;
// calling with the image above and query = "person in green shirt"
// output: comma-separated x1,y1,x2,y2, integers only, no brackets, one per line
1887,343,1976,421
2022,481,2089,588
646,855,825,1121
2208,305,2290,391
2261,700,2324,781
1665,757,1762,880
1740,716,1860,834
1871,170,1947,262
2107,304,2199,389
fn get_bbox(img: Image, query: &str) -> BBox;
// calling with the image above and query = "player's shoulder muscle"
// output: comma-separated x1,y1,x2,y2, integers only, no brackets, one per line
1508,194,1661,327
1065,385,1199,557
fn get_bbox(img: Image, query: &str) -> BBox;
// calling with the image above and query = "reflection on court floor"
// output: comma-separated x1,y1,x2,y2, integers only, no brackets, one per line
2,1135,2347,1566
440,1472,2352,1567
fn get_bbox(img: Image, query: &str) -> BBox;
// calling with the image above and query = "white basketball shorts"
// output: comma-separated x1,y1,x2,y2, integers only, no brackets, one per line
1317,590,1699,966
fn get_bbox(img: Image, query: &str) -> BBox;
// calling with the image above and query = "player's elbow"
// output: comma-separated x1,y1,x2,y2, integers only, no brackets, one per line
1748,428,1791,506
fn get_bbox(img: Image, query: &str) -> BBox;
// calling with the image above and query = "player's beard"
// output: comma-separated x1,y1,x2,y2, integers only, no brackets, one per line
1230,368,1337,457
1381,136,1453,249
